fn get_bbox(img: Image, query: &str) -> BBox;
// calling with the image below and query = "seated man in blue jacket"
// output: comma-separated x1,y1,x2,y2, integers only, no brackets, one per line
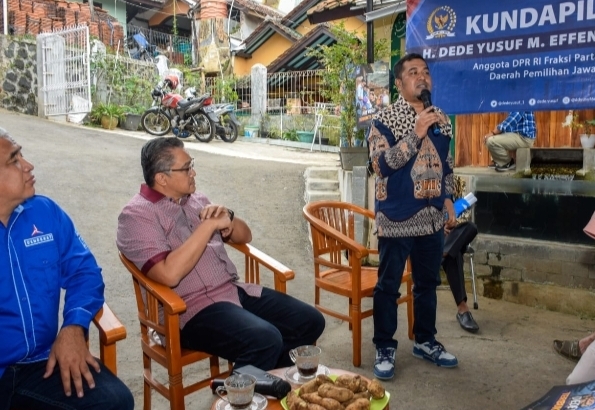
0,127,133,410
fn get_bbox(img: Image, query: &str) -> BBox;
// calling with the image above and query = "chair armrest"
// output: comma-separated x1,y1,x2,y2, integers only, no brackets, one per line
119,252,186,315
92,303,126,375
93,302,127,346
139,274,187,315
226,242,295,293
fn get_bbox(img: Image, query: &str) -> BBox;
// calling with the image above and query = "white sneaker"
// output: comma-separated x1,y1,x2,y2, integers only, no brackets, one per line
373,347,396,380
412,340,458,368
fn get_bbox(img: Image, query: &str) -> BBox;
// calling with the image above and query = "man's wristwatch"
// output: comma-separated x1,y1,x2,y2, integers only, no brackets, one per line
227,208,234,221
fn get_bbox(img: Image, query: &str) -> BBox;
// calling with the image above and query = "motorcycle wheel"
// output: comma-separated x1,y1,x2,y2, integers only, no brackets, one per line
191,113,215,142
219,114,239,143
141,109,171,136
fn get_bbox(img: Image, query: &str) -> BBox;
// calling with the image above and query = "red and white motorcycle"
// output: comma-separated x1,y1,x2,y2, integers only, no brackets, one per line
141,75,218,142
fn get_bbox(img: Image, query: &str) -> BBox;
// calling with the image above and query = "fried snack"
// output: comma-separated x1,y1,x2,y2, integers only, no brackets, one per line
318,383,354,402
300,379,322,395
344,398,371,410
300,393,344,410
367,379,385,400
287,390,309,410
301,374,335,395
316,374,334,385
342,391,372,407
307,405,327,410
335,374,361,392
355,379,368,393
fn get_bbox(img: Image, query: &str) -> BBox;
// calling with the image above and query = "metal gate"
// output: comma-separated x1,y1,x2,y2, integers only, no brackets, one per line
37,25,91,119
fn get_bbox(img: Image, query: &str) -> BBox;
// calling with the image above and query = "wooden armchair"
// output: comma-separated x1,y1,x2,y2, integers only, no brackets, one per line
92,302,127,375
303,200,413,367
118,242,295,410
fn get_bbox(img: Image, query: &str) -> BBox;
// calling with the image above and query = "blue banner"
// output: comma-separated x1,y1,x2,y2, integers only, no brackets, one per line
406,0,595,114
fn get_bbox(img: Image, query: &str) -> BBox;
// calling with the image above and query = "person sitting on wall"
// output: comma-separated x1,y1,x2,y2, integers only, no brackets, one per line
116,137,326,371
484,111,536,172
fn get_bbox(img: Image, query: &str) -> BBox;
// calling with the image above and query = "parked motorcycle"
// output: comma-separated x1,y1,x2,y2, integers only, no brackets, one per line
141,75,217,142
212,102,241,143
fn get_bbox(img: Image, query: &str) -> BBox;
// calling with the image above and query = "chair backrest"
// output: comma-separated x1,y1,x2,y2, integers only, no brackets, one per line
303,200,376,272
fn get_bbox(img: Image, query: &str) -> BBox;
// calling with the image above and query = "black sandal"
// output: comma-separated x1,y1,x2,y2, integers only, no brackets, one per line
553,339,582,362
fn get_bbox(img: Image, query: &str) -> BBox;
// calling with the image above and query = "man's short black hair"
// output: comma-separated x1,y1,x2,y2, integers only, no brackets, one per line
393,53,427,80
141,137,184,187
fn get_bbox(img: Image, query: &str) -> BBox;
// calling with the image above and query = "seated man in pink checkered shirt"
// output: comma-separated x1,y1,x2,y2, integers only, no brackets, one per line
116,137,325,371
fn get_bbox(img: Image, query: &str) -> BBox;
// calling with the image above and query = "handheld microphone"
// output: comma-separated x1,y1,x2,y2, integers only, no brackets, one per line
210,378,291,400
419,89,441,135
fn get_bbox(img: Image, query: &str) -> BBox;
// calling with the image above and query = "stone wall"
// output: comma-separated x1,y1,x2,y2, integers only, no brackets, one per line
0,34,158,117
0,36,38,115
453,173,595,317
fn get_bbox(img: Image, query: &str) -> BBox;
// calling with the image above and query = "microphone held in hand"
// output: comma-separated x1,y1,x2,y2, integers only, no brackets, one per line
419,89,441,135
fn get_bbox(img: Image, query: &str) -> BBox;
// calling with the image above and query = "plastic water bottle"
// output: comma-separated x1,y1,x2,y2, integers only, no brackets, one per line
453,193,478,218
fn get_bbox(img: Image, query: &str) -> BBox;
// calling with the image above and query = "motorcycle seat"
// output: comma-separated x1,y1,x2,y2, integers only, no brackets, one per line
177,99,196,109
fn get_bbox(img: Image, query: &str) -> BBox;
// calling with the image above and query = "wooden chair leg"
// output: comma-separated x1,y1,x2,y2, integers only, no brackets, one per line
144,379,152,410
143,354,152,410
169,373,185,410
348,298,353,331
407,280,414,340
352,306,362,367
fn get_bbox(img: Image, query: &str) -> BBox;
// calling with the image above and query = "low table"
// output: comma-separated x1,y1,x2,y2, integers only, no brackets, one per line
210,367,387,410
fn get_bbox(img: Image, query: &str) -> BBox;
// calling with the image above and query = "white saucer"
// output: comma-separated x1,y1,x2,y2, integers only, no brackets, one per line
215,393,267,410
284,364,330,385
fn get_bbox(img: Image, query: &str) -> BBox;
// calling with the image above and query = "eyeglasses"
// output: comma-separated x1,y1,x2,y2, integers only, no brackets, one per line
168,158,195,175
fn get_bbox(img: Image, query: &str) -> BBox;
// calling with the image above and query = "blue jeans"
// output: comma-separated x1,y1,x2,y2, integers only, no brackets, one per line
373,229,444,349
0,360,134,410
180,287,325,370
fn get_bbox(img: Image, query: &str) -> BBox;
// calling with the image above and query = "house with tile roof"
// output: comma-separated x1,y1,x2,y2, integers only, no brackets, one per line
232,0,365,76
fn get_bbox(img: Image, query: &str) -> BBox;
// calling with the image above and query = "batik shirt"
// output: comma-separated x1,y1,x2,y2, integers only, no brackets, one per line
368,94,455,238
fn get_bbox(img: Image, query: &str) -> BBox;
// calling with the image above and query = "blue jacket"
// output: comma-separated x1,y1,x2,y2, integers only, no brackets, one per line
0,196,104,378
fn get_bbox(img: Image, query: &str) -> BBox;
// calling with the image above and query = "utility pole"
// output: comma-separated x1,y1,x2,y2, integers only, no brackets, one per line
366,0,373,64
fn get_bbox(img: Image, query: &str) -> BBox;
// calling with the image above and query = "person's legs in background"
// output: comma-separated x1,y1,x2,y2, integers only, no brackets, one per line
486,132,534,169
567,336,595,384
443,223,479,333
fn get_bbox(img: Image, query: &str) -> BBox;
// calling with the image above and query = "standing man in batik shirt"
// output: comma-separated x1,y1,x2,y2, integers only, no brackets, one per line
368,53,458,380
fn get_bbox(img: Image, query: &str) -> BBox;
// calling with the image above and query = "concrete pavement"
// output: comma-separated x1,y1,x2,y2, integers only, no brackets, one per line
2,109,594,410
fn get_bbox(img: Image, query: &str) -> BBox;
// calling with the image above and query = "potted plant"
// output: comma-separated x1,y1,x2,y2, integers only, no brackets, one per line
90,103,125,130
120,104,145,131
119,77,152,131
291,114,316,143
562,112,583,145
306,22,389,169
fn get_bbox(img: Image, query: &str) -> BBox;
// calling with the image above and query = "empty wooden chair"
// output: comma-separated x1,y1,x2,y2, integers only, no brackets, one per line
303,200,413,367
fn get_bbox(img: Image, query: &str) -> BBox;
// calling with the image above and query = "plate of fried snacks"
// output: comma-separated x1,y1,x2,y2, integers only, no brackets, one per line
280,374,389,410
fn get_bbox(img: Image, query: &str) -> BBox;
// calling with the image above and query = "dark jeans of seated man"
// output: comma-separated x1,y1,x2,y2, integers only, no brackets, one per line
0,360,134,410
442,222,478,307
180,287,326,370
